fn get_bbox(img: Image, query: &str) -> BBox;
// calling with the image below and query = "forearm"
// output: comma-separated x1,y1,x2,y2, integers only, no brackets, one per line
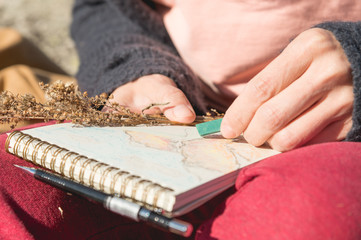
71,0,205,113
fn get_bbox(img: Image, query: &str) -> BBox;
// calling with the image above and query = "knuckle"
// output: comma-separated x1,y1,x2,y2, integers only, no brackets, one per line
257,104,285,131
249,76,275,100
332,87,354,118
161,85,186,101
300,28,334,52
270,129,301,152
319,60,351,85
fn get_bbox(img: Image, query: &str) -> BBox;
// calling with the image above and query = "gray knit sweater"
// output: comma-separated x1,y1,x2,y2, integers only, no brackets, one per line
71,0,361,141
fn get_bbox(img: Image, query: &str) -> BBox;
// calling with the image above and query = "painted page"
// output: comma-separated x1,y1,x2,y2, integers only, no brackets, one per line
22,123,278,195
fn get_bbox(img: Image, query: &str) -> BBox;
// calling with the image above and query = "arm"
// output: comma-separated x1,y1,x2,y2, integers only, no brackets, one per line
221,22,361,151
71,0,205,114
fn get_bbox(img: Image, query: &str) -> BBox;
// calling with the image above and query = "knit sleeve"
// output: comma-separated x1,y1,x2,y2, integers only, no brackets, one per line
316,22,361,142
70,0,205,113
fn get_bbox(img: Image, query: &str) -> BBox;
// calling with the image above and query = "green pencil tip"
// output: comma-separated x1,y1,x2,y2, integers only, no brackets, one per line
196,118,223,137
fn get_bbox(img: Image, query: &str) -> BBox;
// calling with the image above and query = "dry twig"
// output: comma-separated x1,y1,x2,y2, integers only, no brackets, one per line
0,81,221,129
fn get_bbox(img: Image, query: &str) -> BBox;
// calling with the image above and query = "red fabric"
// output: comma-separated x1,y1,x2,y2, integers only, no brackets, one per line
1,122,361,239
196,142,361,240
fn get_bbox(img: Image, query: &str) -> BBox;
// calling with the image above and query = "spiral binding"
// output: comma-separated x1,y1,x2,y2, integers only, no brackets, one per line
6,131,175,210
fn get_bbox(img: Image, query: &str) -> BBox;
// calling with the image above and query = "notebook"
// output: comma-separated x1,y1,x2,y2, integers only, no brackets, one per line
5,123,279,216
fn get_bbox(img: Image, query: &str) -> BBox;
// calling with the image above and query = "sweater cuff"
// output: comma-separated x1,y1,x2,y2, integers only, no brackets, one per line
316,22,361,141
104,56,206,114
76,44,206,114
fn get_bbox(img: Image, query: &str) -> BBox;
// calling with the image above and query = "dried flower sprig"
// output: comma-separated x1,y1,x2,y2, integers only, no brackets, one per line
0,81,222,129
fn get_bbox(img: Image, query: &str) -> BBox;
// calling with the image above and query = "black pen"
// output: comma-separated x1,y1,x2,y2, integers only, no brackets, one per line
14,165,193,237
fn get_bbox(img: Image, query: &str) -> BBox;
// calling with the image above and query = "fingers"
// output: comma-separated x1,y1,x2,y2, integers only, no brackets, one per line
267,85,353,151
158,86,196,123
221,28,353,151
305,116,352,146
221,36,312,139
109,74,196,123
242,59,348,146
243,76,320,146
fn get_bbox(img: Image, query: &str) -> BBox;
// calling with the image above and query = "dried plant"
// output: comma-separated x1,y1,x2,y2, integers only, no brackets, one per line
0,81,222,129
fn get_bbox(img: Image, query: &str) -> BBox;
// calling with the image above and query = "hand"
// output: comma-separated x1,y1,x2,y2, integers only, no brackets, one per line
221,28,353,151
108,74,196,123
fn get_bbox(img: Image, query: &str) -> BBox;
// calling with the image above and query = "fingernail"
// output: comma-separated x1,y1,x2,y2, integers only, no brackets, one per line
221,122,237,138
173,105,194,119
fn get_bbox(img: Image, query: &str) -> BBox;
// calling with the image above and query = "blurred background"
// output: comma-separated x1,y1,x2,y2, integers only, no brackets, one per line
0,0,79,75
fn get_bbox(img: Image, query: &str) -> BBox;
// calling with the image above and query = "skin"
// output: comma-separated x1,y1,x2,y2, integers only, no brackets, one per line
110,28,354,152
109,73,196,123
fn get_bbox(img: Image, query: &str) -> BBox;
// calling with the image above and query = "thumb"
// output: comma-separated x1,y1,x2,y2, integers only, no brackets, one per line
108,74,196,123
156,85,196,123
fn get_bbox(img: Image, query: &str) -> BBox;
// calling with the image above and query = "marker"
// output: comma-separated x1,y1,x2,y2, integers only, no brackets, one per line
14,165,193,237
